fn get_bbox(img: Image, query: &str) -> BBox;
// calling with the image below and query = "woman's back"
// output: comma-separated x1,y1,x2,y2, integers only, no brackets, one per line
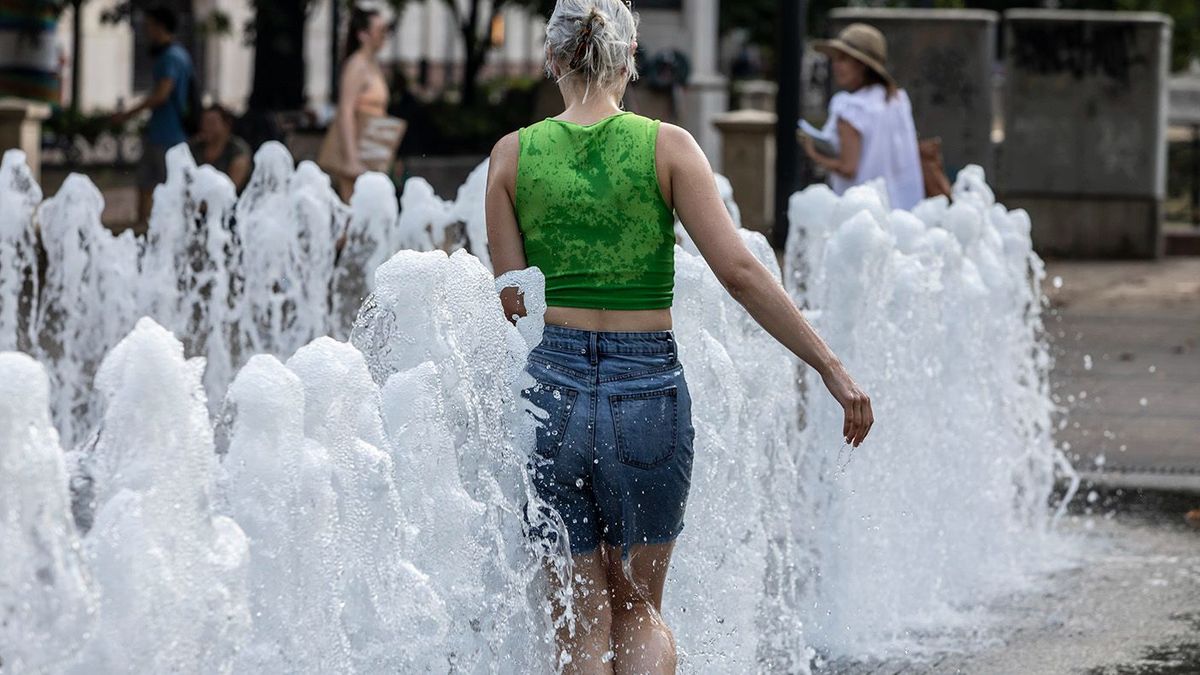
485,4,873,668
827,84,923,209
515,111,675,311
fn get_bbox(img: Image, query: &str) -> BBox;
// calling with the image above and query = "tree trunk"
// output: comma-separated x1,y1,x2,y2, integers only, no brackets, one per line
248,0,306,111
329,0,340,104
458,0,481,105
460,36,487,105
71,0,82,113
457,0,505,105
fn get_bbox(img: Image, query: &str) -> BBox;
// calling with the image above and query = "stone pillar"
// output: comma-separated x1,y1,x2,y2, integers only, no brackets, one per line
1001,10,1171,258
634,1,728,167
829,8,999,179
0,99,51,183
733,80,777,112
713,109,776,236
683,0,728,171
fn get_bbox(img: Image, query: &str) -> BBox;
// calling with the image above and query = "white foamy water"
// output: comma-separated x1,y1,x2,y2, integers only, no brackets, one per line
0,146,1071,672
234,143,344,359
0,352,93,673
668,230,812,671
0,151,42,355
786,168,1077,656
69,318,252,673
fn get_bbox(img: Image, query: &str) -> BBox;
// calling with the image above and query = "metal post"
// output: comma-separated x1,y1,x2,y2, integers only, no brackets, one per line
331,0,341,104
71,0,82,113
1193,124,1200,227
774,0,806,248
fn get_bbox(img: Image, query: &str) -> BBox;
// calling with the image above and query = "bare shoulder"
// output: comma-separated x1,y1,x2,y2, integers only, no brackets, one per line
489,131,520,178
657,122,697,150
656,123,704,165
491,131,520,161
657,122,692,139
487,130,521,196
342,53,368,76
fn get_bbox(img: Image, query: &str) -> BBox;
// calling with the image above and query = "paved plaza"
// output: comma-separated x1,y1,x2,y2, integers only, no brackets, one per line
1047,259,1200,490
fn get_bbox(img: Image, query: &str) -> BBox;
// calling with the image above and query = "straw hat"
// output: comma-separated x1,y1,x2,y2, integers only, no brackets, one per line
814,23,896,88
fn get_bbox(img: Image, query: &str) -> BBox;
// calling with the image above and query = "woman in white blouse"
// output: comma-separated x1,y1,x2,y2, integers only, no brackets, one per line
805,23,924,210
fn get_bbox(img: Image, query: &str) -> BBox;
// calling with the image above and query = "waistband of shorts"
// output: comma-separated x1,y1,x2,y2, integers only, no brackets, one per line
537,324,676,356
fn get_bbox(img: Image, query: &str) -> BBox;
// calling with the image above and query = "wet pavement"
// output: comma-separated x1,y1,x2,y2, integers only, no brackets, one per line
1045,259,1200,489
813,506,1200,675
813,259,1200,674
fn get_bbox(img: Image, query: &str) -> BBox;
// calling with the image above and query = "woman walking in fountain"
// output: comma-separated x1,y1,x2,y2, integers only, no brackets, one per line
485,1,873,671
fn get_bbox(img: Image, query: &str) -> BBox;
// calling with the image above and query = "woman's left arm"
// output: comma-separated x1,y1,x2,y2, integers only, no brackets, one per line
664,124,874,446
804,119,861,179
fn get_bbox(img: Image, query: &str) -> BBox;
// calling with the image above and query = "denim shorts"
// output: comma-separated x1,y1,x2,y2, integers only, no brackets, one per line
522,325,695,557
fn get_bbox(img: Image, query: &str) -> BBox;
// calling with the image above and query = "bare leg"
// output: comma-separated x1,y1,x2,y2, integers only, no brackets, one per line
138,188,153,231
337,175,355,204
549,549,615,674
606,542,677,675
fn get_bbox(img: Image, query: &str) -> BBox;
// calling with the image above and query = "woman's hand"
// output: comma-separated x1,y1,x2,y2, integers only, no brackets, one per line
801,134,821,163
802,134,839,174
821,362,873,447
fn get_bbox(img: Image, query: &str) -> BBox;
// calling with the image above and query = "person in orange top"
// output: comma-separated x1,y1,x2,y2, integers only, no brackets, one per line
322,5,394,201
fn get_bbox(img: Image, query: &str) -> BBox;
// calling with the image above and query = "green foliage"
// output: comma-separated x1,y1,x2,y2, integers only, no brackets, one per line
1055,0,1200,71
434,0,551,104
44,106,123,144
950,0,1199,70
91,0,410,31
720,0,776,47
424,75,541,153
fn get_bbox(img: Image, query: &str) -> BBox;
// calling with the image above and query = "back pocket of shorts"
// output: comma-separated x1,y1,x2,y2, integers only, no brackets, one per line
522,381,578,459
610,387,678,470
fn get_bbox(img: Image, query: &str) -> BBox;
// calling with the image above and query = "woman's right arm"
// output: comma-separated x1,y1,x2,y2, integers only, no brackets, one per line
338,58,367,176
804,118,861,179
485,131,528,323
661,124,874,446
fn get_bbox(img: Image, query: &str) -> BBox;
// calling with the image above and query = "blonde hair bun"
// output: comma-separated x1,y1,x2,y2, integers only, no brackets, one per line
545,0,639,98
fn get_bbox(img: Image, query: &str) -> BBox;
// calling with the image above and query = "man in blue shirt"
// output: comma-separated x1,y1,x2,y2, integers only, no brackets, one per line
113,5,193,226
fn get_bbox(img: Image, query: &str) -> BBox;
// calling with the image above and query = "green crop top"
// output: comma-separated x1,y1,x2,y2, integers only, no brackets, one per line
515,112,676,310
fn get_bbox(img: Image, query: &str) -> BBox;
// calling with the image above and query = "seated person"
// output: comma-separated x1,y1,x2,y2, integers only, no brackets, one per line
189,104,252,192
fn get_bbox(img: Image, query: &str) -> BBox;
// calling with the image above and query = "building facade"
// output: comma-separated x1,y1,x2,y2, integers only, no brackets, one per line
58,0,547,113
56,0,724,160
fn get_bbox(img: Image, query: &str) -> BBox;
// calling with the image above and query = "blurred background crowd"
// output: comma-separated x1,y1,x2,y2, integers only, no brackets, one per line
1,0,1197,257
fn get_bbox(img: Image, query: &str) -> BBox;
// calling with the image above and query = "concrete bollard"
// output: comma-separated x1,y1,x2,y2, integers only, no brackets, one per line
829,8,999,179
0,98,51,183
713,109,776,237
1001,10,1172,259
733,80,777,113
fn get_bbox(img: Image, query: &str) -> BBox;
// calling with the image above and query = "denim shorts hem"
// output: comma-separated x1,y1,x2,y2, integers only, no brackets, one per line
606,522,685,558
558,524,685,559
